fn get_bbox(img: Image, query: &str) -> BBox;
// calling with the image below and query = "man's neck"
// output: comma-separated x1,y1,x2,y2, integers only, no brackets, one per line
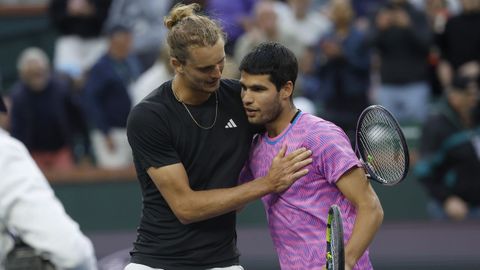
172,76,211,105
266,106,298,138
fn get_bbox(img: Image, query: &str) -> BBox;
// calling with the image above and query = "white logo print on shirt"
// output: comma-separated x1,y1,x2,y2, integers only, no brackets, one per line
225,119,237,128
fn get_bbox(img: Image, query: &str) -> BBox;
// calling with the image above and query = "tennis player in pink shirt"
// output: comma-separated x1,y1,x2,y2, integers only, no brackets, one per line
238,42,384,270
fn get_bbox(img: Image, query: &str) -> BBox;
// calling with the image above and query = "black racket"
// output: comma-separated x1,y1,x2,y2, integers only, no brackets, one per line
326,205,345,270
355,105,409,186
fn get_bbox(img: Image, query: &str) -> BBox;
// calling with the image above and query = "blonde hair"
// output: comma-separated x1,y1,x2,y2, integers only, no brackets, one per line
164,3,225,63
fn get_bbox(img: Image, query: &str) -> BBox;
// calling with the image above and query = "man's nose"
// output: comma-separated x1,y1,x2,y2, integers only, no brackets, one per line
242,90,253,104
212,64,222,78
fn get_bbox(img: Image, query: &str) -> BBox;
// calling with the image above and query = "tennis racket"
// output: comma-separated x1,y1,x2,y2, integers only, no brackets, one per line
355,105,409,186
326,204,344,270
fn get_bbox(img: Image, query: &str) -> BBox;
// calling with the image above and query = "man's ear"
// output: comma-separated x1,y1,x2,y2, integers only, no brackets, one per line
170,57,184,74
280,81,294,100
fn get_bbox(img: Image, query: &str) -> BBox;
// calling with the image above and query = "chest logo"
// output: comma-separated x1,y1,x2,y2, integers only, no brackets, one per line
225,119,237,129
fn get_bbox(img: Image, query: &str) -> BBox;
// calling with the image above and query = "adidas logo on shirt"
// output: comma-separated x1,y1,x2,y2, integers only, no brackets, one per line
225,119,237,128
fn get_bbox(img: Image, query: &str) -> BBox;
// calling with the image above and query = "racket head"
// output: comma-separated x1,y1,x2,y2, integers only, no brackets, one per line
326,205,345,270
355,105,410,186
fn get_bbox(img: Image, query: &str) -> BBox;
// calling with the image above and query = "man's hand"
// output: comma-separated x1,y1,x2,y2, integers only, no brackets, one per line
265,145,312,193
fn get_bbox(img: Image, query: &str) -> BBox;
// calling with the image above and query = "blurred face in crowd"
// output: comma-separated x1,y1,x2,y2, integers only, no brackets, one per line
110,31,133,60
450,80,479,113
20,59,49,92
330,0,354,28
256,2,278,35
174,38,225,95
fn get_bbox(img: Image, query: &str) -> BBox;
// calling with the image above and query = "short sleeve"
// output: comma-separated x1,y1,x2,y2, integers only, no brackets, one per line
127,104,180,170
309,124,361,184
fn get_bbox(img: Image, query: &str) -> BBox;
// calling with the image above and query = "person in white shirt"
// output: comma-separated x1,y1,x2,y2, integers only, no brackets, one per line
0,97,97,270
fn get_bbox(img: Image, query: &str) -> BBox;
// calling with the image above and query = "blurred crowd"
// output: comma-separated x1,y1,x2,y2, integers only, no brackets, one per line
0,0,479,221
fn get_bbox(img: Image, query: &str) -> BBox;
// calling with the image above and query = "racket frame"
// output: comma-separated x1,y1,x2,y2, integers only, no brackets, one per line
355,105,410,186
326,205,345,270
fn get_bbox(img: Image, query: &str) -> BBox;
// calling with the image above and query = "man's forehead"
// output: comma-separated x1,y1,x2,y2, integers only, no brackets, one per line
186,41,225,66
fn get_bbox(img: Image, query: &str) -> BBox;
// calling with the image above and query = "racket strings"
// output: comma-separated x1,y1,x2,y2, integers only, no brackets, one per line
358,109,407,184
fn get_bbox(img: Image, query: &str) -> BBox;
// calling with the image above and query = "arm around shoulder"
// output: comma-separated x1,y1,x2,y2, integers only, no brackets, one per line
147,146,312,224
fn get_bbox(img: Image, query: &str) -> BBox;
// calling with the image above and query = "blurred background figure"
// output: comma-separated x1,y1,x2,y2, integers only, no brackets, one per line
83,25,140,169
309,0,371,143
233,0,302,65
369,0,432,124
0,96,98,270
8,47,83,172
275,0,332,54
130,43,174,106
436,0,480,88
415,75,480,221
104,0,172,72
48,0,112,85
204,0,256,56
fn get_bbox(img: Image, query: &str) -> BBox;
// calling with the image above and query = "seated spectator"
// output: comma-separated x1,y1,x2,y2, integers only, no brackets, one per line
0,96,97,270
9,47,79,172
83,25,141,169
415,75,480,221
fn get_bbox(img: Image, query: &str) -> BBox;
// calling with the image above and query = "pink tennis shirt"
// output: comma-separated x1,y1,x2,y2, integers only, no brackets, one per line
239,112,373,270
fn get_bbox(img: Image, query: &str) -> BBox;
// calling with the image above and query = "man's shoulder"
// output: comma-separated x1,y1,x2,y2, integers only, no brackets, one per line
296,113,333,130
129,82,173,124
295,113,348,143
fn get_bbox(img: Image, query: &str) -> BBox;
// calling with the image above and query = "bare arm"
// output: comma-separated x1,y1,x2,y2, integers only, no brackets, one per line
148,146,312,224
336,167,384,270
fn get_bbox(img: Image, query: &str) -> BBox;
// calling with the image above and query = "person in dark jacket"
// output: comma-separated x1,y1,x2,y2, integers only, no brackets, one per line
415,74,480,221
370,0,432,124
83,25,141,169
9,47,80,172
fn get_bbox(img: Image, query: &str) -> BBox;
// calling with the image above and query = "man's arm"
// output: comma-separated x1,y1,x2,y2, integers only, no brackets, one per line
336,167,384,270
148,145,312,224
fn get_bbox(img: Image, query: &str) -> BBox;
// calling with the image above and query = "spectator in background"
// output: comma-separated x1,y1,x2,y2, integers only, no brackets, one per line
9,47,80,172
437,0,480,88
104,0,172,72
233,0,302,65
0,96,97,270
204,0,256,56
415,75,480,221
83,25,141,169
49,0,112,83
311,0,371,143
370,0,432,124
275,0,332,55
130,43,174,106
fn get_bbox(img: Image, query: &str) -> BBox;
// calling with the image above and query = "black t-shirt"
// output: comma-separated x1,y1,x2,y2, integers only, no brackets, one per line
126,79,256,269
